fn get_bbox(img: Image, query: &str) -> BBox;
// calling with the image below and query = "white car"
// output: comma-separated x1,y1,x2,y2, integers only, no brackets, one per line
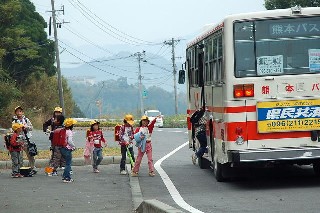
145,110,164,128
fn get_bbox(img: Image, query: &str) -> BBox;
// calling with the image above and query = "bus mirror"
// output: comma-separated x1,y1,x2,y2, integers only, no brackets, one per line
178,70,185,84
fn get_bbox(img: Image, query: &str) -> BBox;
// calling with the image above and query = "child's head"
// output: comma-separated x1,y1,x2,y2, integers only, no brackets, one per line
64,118,77,130
90,120,100,131
14,106,24,118
12,123,24,133
53,107,63,117
140,116,149,127
124,114,134,126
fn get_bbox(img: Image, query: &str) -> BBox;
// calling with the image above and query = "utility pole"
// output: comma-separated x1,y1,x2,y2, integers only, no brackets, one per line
134,51,145,117
50,0,65,115
164,38,180,115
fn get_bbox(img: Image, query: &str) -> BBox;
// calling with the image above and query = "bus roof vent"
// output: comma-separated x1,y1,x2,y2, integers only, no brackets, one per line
291,5,302,15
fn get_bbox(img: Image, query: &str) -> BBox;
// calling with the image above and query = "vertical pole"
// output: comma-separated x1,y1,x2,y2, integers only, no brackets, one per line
171,38,178,115
51,0,65,115
138,53,144,117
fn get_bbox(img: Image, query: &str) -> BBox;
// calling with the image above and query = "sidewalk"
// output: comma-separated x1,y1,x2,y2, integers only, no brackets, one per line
0,164,133,213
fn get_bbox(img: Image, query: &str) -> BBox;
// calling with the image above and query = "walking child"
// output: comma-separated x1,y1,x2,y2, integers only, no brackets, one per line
43,107,66,169
131,115,159,177
60,118,77,183
118,114,135,175
87,120,106,173
83,128,94,165
12,106,36,174
9,123,25,178
50,115,65,176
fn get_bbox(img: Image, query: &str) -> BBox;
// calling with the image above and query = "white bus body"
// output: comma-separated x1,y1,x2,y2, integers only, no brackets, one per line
184,7,320,181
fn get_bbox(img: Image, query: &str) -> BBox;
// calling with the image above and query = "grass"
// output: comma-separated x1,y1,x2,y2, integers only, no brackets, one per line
0,147,121,161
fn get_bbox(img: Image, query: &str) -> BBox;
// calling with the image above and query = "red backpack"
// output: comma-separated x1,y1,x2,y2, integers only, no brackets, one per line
52,128,67,147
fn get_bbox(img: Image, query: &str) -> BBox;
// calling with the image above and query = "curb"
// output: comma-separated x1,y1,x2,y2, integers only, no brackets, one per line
0,156,126,169
126,165,184,213
136,199,184,213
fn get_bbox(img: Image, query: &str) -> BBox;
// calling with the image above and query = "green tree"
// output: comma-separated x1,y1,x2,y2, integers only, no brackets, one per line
264,0,320,10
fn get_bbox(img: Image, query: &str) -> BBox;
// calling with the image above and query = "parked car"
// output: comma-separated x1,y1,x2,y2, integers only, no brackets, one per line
144,110,163,127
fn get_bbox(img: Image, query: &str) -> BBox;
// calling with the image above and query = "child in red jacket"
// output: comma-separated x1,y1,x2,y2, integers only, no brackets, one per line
131,115,159,177
10,123,25,178
87,120,106,173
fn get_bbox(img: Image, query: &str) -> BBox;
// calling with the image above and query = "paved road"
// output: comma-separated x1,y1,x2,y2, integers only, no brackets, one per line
137,128,320,213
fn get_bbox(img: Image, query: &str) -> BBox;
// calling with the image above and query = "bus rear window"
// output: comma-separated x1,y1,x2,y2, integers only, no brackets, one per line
234,17,320,77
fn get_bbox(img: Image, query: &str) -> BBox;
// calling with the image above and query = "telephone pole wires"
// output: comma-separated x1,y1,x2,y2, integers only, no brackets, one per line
50,0,65,114
134,51,146,117
164,38,180,115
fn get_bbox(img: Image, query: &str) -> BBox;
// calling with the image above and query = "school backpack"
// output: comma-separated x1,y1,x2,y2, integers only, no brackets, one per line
3,133,20,150
52,128,67,147
4,133,12,150
114,124,121,142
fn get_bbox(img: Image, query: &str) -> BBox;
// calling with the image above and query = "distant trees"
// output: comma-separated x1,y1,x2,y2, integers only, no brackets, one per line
0,0,75,127
264,0,320,10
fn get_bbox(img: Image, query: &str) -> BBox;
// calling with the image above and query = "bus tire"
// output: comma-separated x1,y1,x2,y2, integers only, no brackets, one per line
214,161,225,182
198,156,210,169
313,162,320,176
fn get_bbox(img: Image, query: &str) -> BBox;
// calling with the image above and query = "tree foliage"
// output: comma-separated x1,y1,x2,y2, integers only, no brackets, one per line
0,0,76,127
264,0,320,10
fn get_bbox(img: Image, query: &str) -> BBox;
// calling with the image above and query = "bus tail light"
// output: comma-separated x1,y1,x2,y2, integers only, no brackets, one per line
233,84,254,98
235,127,244,145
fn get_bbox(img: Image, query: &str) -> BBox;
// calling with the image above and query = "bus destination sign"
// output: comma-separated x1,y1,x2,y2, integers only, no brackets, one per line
257,100,320,133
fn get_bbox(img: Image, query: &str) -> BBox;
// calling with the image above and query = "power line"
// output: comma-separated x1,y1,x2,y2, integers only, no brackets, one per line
68,0,160,46
73,0,160,46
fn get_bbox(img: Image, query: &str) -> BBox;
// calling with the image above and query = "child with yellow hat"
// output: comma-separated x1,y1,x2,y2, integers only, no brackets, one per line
9,123,25,178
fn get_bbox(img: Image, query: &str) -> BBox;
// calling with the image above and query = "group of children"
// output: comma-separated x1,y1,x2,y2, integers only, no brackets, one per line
84,113,159,177
7,106,160,182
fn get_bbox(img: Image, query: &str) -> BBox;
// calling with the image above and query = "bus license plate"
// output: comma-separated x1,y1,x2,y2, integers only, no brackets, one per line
257,100,320,133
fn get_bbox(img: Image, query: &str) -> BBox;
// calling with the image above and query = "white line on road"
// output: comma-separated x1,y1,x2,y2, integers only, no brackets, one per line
154,142,204,213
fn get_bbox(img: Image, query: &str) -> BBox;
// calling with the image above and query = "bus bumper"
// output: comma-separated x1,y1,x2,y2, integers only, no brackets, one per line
228,147,320,163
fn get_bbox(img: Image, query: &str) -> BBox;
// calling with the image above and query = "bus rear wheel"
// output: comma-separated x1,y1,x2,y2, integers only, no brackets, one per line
214,161,225,182
313,162,320,176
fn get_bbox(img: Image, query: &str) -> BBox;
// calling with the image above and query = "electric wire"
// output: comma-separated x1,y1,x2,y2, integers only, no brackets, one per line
73,0,161,46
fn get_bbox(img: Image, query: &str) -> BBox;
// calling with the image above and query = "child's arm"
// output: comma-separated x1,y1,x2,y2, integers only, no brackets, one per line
148,118,157,133
25,118,33,131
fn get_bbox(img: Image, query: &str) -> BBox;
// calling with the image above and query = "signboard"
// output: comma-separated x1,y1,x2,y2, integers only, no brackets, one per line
257,100,320,133
257,55,283,76
269,19,320,38
309,49,320,72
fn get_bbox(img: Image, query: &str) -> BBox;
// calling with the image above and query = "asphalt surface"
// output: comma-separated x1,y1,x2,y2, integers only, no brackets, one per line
0,165,133,213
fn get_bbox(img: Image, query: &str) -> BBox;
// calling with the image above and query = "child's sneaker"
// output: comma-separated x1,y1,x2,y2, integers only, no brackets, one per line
11,173,19,178
192,154,197,165
52,171,58,176
17,174,24,178
93,169,100,173
149,171,156,177
131,171,138,177
63,178,74,183
120,170,127,175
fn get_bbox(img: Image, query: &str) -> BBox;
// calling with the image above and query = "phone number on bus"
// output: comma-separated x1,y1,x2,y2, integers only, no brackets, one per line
258,118,320,133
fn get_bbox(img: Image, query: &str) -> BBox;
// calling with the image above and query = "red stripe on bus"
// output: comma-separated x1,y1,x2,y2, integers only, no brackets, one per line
226,121,310,141
210,106,256,113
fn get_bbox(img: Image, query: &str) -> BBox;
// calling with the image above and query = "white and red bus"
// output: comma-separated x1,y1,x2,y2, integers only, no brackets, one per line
180,6,320,181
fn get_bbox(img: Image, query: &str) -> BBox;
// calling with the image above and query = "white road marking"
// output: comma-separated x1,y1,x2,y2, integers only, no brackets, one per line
154,142,204,213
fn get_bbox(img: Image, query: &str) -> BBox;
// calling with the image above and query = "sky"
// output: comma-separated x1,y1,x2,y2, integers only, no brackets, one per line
29,0,266,91
31,0,266,48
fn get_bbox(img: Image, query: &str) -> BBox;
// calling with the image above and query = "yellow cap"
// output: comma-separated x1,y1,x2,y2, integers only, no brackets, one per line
141,115,149,121
14,106,23,112
90,120,100,126
54,107,63,113
12,123,24,131
124,114,134,125
64,118,77,127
